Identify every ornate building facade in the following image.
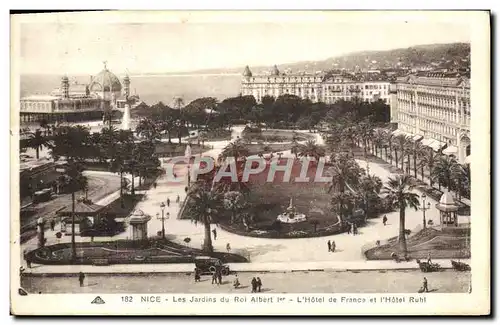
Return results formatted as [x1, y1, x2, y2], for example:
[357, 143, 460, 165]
[20, 63, 136, 124]
[240, 65, 391, 105]
[392, 72, 470, 164]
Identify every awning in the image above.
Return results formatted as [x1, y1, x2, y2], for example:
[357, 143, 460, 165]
[443, 145, 458, 156]
[412, 134, 423, 142]
[427, 140, 447, 152]
[464, 155, 471, 164]
[421, 138, 434, 147]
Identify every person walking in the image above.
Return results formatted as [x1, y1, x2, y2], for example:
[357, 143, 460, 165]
[212, 228, 217, 240]
[217, 269, 223, 285]
[422, 277, 429, 292]
[346, 223, 351, 235]
[256, 277, 262, 292]
[153, 182, 157, 189]
[233, 275, 240, 289]
[176, 195, 180, 204]
[383, 215, 388, 226]
[427, 252, 432, 264]
[331, 240, 336, 253]
[50, 219, 55, 231]
[212, 272, 218, 285]
[251, 277, 257, 293]
[166, 198, 171, 207]
[327, 240, 332, 252]
[226, 243, 231, 253]
[78, 272, 85, 287]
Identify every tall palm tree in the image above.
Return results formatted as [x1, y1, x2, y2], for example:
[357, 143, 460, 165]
[419, 148, 439, 186]
[298, 140, 326, 162]
[394, 134, 410, 170]
[26, 129, 48, 159]
[455, 163, 471, 200]
[330, 191, 358, 222]
[186, 186, 222, 253]
[373, 129, 386, 158]
[61, 162, 87, 262]
[432, 155, 460, 193]
[382, 175, 420, 253]
[411, 141, 427, 179]
[358, 173, 382, 218]
[383, 132, 394, 164]
[223, 191, 246, 224]
[328, 152, 362, 193]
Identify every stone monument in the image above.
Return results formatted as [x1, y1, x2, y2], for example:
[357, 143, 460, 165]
[128, 209, 151, 240]
[121, 104, 131, 130]
[277, 197, 307, 223]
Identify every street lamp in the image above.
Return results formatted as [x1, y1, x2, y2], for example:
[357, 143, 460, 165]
[420, 193, 431, 229]
[157, 202, 170, 239]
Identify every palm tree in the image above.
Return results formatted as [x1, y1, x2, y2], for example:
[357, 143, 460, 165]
[383, 132, 393, 164]
[394, 134, 410, 170]
[419, 148, 439, 186]
[223, 191, 246, 224]
[26, 129, 48, 159]
[455, 164, 470, 200]
[298, 140, 326, 162]
[328, 152, 362, 193]
[220, 140, 250, 162]
[186, 186, 222, 253]
[135, 118, 160, 143]
[373, 129, 386, 158]
[60, 162, 87, 262]
[432, 155, 460, 193]
[358, 173, 382, 218]
[382, 175, 420, 253]
[330, 191, 358, 222]
[411, 141, 427, 179]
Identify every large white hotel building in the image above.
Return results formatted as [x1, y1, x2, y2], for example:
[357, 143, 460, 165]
[391, 72, 470, 164]
[241, 65, 470, 164]
[241, 65, 392, 105]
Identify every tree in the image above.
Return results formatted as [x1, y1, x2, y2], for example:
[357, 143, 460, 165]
[298, 140, 326, 162]
[394, 134, 410, 170]
[411, 141, 427, 179]
[330, 191, 358, 221]
[220, 140, 249, 161]
[382, 175, 420, 254]
[135, 118, 161, 143]
[358, 173, 382, 218]
[186, 186, 222, 253]
[432, 155, 460, 192]
[223, 191, 246, 224]
[26, 129, 49, 160]
[419, 148, 439, 186]
[60, 162, 87, 262]
[49, 125, 91, 162]
[373, 129, 387, 158]
[328, 152, 362, 193]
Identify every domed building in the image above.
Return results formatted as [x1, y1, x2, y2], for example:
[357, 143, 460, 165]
[20, 62, 138, 124]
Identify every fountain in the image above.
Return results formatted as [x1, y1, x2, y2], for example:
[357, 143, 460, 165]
[121, 104, 131, 130]
[276, 197, 307, 224]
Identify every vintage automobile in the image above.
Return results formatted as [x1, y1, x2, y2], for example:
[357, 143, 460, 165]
[194, 256, 230, 275]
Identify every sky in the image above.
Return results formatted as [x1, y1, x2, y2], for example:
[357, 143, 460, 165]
[14, 12, 471, 75]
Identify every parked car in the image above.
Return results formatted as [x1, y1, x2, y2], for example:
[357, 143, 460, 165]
[194, 256, 230, 275]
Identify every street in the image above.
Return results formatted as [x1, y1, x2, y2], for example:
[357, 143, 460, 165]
[21, 270, 470, 294]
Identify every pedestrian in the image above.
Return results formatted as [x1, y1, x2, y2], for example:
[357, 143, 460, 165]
[167, 198, 171, 207]
[331, 240, 336, 253]
[422, 277, 429, 292]
[383, 215, 387, 226]
[327, 240, 332, 252]
[212, 228, 217, 240]
[78, 272, 85, 287]
[194, 268, 201, 282]
[50, 219, 55, 231]
[346, 223, 351, 235]
[217, 270, 223, 285]
[256, 277, 262, 292]
[233, 275, 240, 288]
[226, 243, 231, 253]
[176, 195, 180, 204]
[251, 277, 257, 293]
[153, 182, 157, 189]
[212, 272, 218, 285]
[427, 252, 432, 264]
[353, 224, 358, 235]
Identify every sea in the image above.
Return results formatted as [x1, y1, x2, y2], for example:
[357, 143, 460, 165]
[20, 73, 243, 106]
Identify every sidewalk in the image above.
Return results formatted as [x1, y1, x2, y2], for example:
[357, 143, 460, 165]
[22, 258, 469, 276]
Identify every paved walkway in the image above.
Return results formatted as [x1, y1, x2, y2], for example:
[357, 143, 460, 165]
[20, 126, 470, 274]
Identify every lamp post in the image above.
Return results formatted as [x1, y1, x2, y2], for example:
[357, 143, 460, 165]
[157, 202, 169, 239]
[420, 193, 431, 229]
